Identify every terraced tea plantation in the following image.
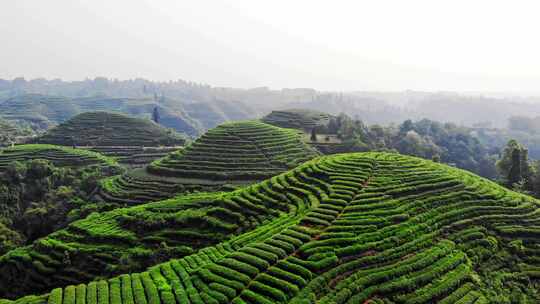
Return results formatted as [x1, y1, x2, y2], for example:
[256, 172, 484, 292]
[0, 144, 117, 170]
[37, 112, 185, 147]
[97, 120, 320, 204]
[262, 109, 331, 130]
[2, 153, 540, 303]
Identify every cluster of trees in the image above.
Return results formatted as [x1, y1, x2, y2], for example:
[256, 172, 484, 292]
[495, 139, 540, 197]
[314, 114, 498, 178]
[0, 160, 121, 255]
[319, 114, 540, 198]
[0, 119, 35, 147]
[320, 113, 540, 199]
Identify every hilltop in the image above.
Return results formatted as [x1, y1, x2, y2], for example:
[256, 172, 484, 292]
[98, 120, 320, 203]
[262, 109, 332, 131]
[1, 152, 539, 302]
[37, 112, 185, 147]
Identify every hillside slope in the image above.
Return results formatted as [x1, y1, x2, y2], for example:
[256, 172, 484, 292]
[37, 112, 185, 147]
[1, 152, 540, 302]
[98, 120, 320, 204]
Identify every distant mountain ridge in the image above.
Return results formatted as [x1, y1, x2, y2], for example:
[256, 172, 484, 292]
[0, 94, 258, 137]
[6, 77, 540, 130]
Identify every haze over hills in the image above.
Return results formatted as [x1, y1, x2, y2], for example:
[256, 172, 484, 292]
[5, 78, 540, 130]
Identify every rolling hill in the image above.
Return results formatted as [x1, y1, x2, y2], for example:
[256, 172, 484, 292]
[0, 144, 118, 170]
[97, 120, 320, 204]
[262, 109, 332, 131]
[1, 152, 540, 302]
[37, 112, 185, 147]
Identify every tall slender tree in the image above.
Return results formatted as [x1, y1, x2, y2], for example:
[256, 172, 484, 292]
[508, 148, 522, 186]
[310, 128, 317, 142]
[152, 107, 160, 124]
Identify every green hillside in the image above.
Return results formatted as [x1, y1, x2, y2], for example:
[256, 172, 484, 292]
[2, 153, 540, 302]
[37, 112, 185, 147]
[262, 109, 331, 130]
[97, 121, 320, 204]
[0, 144, 117, 170]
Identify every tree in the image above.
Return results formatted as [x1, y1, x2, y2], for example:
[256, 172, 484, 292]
[496, 140, 531, 186]
[529, 161, 540, 197]
[399, 119, 414, 134]
[152, 107, 160, 124]
[310, 128, 317, 142]
[520, 147, 532, 188]
[327, 117, 339, 134]
[496, 139, 534, 190]
[508, 148, 522, 186]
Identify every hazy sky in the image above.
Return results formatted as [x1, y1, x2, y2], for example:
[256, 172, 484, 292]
[2, 0, 540, 92]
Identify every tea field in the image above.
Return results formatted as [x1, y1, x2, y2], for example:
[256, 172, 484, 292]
[97, 120, 320, 204]
[1, 153, 539, 303]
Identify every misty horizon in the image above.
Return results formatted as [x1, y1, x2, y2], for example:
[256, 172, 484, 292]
[4, 1, 540, 92]
[6, 76, 540, 101]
